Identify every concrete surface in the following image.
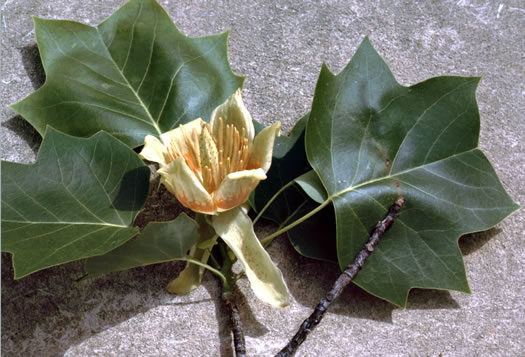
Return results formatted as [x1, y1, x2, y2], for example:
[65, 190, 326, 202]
[2, 0, 524, 356]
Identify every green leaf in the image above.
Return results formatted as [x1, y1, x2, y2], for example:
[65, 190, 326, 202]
[251, 115, 337, 263]
[1, 128, 150, 279]
[10, 0, 243, 148]
[304, 37, 519, 306]
[250, 114, 311, 223]
[84, 213, 199, 278]
[167, 214, 218, 295]
[286, 195, 337, 263]
[294, 170, 327, 204]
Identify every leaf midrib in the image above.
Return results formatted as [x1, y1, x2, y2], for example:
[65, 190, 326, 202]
[326, 147, 479, 202]
[2, 220, 129, 228]
[95, 27, 163, 137]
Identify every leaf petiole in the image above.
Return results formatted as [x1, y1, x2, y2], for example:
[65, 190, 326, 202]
[253, 179, 298, 225]
[260, 197, 332, 245]
[182, 256, 228, 285]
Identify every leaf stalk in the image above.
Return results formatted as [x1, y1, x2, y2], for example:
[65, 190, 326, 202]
[182, 257, 228, 285]
[253, 179, 298, 225]
[260, 198, 332, 245]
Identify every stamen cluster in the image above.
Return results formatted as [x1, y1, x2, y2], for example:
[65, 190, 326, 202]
[166, 118, 250, 194]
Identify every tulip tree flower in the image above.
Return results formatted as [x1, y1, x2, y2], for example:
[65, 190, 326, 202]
[139, 90, 289, 308]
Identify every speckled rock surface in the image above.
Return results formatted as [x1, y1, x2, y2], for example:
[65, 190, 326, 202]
[2, 0, 524, 356]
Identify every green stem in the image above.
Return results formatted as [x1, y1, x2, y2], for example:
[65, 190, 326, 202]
[253, 179, 297, 225]
[182, 257, 228, 285]
[260, 198, 332, 245]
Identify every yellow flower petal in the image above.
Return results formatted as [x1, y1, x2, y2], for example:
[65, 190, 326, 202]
[211, 207, 290, 308]
[214, 169, 266, 212]
[158, 158, 216, 214]
[248, 121, 281, 173]
[139, 135, 170, 165]
[140, 91, 281, 216]
[210, 89, 255, 143]
[160, 118, 204, 171]
[160, 118, 204, 147]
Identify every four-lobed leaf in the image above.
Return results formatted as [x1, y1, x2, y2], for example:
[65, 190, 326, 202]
[1, 128, 150, 278]
[10, 0, 243, 148]
[303, 37, 519, 306]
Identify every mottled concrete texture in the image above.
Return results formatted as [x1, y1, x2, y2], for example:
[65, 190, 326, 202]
[2, 0, 524, 356]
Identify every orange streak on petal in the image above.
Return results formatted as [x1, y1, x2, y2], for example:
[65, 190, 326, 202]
[215, 181, 259, 212]
[246, 160, 261, 170]
[176, 188, 216, 215]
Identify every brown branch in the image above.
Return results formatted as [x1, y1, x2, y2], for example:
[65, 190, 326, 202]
[222, 290, 247, 357]
[276, 197, 406, 357]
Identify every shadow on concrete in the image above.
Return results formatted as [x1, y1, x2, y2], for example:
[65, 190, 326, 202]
[459, 227, 500, 256]
[277, 234, 466, 324]
[203, 282, 270, 357]
[20, 43, 46, 89]
[1, 44, 45, 157]
[1, 252, 189, 356]
[405, 289, 460, 310]
[274, 238, 396, 324]
[1, 115, 42, 155]
[1, 179, 216, 355]
[0, 220, 501, 356]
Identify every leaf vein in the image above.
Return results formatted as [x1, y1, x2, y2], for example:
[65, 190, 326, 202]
[423, 108, 470, 164]
[121, 0, 143, 72]
[1, 199, 30, 221]
[2, 220, 126, 227]
[136, 5, 157, 94]
[388, 80, 473, 175]
[10, 180, 61, 222]
[95, 12, 162, 136]
[76, 147, 126, 225]
[156, 41, 221, 125]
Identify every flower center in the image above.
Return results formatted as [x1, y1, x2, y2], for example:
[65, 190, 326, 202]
[166, 118, 250, 193]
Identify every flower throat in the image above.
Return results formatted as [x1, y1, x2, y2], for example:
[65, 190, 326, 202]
[166, 118, 251, 193]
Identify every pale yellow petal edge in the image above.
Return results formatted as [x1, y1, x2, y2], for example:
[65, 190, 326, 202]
[214, 169, 266, 213]
[210, 89, 255, 143]
[139, 135, 169, 165]
[211, 207, 290, 308]
[158, 158, 216, 214]
[249, 121, 281, 173]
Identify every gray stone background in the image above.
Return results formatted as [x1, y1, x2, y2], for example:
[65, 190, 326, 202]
[2, 0, 524, 356]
